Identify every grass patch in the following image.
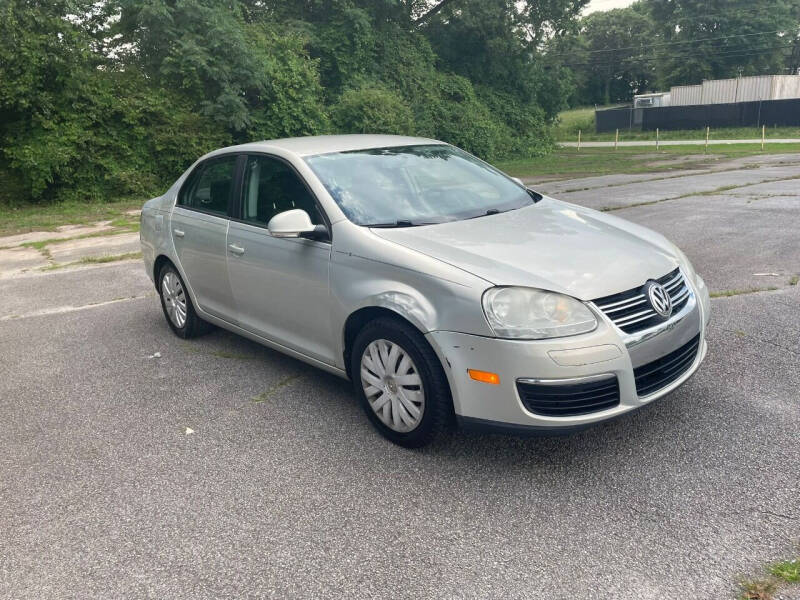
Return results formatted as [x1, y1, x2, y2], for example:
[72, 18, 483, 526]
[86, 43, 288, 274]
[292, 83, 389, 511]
[19, 225, 140, 251]
[496, 144, 800, 181]
[40, 251, 142, 271]
[553, 108, 800, 142]
[770, 559, 800, 584]
[789, 275, 799, 286]
[739, 577, 778, 600]
[710, 287, 778, 298]
[0, 198, 143, 237]
[252, 375, 302, 403]
[737, 555, 800, 600]
[553, 106, 599, 140]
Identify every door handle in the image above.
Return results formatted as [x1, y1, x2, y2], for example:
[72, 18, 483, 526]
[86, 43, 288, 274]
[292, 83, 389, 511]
[228, 244, 245, 256]
[173, 229, 185, 238]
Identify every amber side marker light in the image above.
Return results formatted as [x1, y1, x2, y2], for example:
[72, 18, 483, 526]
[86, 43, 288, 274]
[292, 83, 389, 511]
[468, 369, 500, 385]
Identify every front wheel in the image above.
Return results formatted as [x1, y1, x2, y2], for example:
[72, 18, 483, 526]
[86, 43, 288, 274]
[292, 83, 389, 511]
[351, 317, 452, 448]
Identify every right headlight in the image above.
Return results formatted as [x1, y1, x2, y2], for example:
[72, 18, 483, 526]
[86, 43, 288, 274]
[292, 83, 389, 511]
[482, 287, 598, 340]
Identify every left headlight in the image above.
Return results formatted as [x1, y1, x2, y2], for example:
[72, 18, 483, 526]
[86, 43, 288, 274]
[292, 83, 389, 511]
[482, 287, 598, 340]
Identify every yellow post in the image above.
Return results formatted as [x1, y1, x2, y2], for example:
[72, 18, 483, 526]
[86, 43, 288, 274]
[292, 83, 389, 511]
[761, 124, 765, 151]
[578, 129, 581, 151]
[656, 128, 659, 151]
[615, 128, 619, 150]
[705, 126, 709, 153]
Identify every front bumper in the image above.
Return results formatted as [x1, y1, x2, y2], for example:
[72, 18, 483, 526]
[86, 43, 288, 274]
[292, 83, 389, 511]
[426, 276, 710, 432]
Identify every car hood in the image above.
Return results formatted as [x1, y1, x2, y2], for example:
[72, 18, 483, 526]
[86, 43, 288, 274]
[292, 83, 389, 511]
[370, 198, 680, 301]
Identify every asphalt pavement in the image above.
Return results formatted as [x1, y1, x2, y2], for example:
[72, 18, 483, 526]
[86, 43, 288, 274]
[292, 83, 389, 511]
[1, 155, 798, 599]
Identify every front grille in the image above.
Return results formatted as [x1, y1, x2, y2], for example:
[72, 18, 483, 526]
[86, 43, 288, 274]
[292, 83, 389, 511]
[634, 333, 701, 397]
[517, 376, 620, 417]
[592, 268, 691, 334]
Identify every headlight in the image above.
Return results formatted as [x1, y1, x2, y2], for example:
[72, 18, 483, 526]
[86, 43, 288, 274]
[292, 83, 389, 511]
[482, 287, 597, 339]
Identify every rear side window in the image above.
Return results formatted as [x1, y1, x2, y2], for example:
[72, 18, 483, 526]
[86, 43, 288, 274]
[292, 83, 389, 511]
[178, 155, 238, 216]
[240, 155, 323, 226]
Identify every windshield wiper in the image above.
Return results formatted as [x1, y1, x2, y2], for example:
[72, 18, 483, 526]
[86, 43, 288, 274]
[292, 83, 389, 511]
[364, 220, 439, 228]
[465, 208, 506, 220]
[363, 220, 415, 228]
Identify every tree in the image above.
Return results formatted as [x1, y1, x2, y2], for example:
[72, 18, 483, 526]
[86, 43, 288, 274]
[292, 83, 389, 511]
[646, 0, 800, 86]
[553, 6, 657, 105]
[110, 0, 329, 138]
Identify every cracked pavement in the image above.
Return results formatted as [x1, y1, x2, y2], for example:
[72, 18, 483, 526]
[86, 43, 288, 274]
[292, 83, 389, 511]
[1, 153, 798, 599]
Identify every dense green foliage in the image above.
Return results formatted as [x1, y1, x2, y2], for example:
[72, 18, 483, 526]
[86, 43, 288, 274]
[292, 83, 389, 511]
[557, 0, 800, 105]
[8, 0, 796, 205]
[1, 0, 589, 205]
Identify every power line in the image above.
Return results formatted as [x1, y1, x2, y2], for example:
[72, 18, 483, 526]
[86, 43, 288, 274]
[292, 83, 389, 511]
[547, 28, 792, 57]
[553, 41, 797, 69]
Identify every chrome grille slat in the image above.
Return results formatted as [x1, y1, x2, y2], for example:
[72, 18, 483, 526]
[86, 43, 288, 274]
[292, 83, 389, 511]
[614, 307, 656, 326]
[672, 286, 690, 303]
[591, 268, 692, 334]
[602, 296, 648, 314]
[663, 272, 682, 289]
[596, 293, 646, 311]
[616, 309, 659, 328]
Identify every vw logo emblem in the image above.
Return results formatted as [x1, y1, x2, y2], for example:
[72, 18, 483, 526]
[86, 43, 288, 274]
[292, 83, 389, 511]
[644, 281, 673, 318]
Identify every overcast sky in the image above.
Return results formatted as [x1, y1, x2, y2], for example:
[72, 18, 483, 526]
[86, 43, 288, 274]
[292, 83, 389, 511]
[584, 0, 635, 14]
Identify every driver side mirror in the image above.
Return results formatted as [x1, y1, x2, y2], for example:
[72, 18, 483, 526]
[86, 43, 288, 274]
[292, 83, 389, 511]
[267, 209, 328, 240]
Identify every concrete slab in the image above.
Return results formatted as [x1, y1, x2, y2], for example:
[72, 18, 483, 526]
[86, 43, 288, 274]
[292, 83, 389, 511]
[556, 165, 800, 210]
[612, 193, 800, 293]
[0, 221, 116, 248]
[47, 232, 140, 264]
[530, 169, 709, 194]
[528, 153, 800, 200]
[724, 178, 800, 198]
[0, 246, 49, 278]
[0, 261, 153, 320]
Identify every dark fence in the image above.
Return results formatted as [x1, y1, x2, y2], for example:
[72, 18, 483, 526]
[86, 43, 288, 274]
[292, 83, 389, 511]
[596, 98, 800, 133]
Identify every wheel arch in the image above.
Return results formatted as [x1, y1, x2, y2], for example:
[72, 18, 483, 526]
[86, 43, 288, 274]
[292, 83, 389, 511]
[342, 306, 424, 380]
[153, 254, 174, 290]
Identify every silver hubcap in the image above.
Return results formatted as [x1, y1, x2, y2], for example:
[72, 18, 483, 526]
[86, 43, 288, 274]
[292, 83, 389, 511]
[360, 339, 425, 433]
[161, 271, 187, 329]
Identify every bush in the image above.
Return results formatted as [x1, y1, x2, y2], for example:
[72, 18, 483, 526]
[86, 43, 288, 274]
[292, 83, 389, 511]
[0, 1, 558, 206]
[331, 86, 415, 135]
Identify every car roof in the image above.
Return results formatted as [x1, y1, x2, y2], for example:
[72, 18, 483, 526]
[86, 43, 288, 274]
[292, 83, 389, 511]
[211, 134, 447, 158]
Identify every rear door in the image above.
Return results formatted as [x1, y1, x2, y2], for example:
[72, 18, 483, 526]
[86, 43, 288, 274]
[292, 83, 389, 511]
[170, 154, 239, 322]
[226, 154, 334, 364]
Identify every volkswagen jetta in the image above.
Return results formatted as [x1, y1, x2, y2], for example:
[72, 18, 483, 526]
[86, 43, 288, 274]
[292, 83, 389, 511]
[140, 135, 710, 447]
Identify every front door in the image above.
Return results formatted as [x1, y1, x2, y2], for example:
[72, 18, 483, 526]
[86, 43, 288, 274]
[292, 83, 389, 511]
[170, 154, 238, 322]
[226, 154, 334, 364]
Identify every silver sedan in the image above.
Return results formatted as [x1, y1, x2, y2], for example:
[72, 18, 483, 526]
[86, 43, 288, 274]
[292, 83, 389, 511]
[140, 135, 711, 447]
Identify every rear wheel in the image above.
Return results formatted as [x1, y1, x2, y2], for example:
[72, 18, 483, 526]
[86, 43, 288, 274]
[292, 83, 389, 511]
[351, 317, 451, 448]
[158, 263, 212, 338]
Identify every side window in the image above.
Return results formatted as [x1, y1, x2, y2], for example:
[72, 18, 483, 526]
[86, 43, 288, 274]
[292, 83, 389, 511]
[240, 155, 323, 227]
[178, 155, 238, 216]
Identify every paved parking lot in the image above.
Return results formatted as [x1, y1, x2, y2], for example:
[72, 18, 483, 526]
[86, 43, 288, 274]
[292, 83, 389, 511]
[1, 154, 798, 599]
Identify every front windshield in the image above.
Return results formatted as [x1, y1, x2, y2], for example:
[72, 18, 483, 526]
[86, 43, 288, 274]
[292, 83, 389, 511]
[304, 144, 532, 226]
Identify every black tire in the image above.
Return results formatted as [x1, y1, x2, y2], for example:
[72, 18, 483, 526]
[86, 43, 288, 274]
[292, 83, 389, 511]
[350, 317, 452, 448]
[157, 263, 213, 339]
